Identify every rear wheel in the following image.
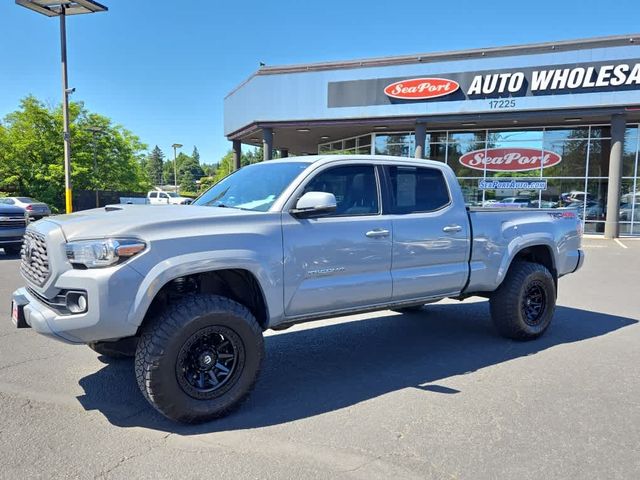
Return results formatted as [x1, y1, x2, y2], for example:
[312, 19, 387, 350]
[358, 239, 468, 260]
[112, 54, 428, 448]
[135, 294, 264, 423]
[489, 261, 556, 340]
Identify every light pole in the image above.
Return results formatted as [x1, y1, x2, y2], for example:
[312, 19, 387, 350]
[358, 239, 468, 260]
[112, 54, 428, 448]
[15, 0, 108, 214]
[87, 126, 103, 208]
[171, 143, 183, 194]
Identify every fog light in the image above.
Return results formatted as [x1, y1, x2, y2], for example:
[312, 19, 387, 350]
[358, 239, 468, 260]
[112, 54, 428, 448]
[66, 292, 88, 314]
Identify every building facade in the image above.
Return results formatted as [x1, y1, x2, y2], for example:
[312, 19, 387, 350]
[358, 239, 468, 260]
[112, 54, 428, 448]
[224, 35, 640, 237]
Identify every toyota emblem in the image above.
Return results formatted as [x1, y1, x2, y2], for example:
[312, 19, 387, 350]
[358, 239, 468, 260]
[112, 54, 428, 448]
[23, 238, 33, 263]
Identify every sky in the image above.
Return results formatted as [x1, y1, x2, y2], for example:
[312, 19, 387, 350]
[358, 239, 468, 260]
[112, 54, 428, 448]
[1, 0, 639, 164]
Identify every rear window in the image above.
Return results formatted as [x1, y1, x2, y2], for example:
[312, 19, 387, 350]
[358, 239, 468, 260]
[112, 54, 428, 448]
[386, 166, 450, 214]
[16, 197, 36, 203]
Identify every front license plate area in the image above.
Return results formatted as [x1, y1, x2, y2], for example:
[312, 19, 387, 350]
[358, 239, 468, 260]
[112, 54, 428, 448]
[11, 300, 28, 328]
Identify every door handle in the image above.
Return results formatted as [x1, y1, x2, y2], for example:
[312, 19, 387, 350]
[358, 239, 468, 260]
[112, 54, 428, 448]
[442, 225, 462, 233]
[365, 229, 390, 238]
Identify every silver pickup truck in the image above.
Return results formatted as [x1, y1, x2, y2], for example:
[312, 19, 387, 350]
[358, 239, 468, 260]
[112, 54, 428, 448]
[11, 155, 584, 423]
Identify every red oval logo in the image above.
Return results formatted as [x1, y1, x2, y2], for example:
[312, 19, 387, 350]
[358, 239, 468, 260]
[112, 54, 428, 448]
[459, 148, 562, 172]
[384, 77, 460, 100]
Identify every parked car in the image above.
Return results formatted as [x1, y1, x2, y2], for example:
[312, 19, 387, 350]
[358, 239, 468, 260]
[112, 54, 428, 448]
[620, 191, 640, 205]
[147, 190, 192, 205]
[530, 199, 558, 209]
[0, 197, 51, 220]
[0, 204, 29, 255]
[619, 204, 640, 221]
[489, 197, 531, 208]
[563, 200, 605, 221]
[12, 155, 584, 423]
[561, 191, 593, 204]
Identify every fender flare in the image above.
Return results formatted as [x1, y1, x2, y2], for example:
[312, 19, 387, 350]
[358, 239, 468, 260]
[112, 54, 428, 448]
[126, 250, 278, 328]
[494, 233, 558, 288]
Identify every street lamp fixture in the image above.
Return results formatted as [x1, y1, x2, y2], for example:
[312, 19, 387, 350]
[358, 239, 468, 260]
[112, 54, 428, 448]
[171, 143, 183, 194]
[15, 0, 108, 214]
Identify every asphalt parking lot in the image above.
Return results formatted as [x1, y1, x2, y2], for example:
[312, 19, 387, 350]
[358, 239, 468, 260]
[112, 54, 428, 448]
[1, 238, 639, 479]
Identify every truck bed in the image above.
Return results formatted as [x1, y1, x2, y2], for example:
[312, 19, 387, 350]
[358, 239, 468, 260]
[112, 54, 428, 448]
[464, 207, 583, 293]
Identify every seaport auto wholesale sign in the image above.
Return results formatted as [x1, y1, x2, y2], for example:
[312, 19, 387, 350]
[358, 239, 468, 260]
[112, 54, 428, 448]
[459, 147, 562, 172]
[327, 58, 640, 107]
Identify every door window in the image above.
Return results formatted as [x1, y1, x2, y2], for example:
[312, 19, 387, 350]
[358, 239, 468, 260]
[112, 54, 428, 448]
[303, 165, 379, 216]
[386, 166, 450, 214]
[149, 192, 158, 198]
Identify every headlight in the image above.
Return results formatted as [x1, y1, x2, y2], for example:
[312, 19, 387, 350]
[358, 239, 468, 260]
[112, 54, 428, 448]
[65, 238, 146, 268]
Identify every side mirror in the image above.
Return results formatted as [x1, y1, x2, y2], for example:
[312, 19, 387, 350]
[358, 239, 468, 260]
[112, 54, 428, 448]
[291, 191, 337, 218]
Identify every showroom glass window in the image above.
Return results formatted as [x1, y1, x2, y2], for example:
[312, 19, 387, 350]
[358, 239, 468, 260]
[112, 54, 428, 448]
[319, 124, 640, 235]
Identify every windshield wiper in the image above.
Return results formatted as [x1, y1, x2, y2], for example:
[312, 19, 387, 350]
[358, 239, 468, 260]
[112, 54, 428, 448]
[211, 203, 248, 210]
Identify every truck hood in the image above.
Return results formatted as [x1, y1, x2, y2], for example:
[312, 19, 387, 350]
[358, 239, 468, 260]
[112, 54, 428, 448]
[44, 204, 257, 240]
[0, 205, 27, 215]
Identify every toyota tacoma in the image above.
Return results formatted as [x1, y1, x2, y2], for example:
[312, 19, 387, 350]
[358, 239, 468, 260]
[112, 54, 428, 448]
[11, 155, 584, 423]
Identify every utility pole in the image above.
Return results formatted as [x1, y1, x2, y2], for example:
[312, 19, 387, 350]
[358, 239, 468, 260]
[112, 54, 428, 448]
[16, 0, 109, 213]
[171, 143, 183, 194]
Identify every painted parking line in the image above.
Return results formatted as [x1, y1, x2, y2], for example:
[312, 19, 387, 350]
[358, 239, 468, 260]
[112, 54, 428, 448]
[615, 239, 628, 249]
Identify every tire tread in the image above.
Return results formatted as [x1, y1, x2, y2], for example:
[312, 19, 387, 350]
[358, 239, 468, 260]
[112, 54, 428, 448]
[134, 294, 263, 423]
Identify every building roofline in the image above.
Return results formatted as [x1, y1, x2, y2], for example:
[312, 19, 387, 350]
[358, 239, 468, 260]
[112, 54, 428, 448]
[225, 34, 640, 99]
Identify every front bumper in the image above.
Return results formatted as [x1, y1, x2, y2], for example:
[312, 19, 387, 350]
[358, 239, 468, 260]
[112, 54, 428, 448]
[571, 248, 585, 273]
[0, 227, 25, 245]
[12, 263, 145, 344]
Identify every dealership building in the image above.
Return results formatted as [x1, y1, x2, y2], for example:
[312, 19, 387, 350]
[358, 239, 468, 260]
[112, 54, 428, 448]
[224, 34, 640, 237]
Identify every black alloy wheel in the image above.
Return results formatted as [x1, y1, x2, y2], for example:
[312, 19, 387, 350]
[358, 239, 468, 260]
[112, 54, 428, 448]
[521, 281, 547, 326]
[176, 326, 244, 399]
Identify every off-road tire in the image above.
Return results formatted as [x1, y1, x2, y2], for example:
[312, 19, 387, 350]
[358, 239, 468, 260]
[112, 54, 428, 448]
[88, 337, 138, 358]
[489, 261, 556, 340]
[3, 244, 22, 256]
[135, 294, 264, 423]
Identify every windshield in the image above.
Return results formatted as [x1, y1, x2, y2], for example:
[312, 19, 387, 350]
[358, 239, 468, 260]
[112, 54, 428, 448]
[194, 162, 309, 211]
[166, 192, 179, 198]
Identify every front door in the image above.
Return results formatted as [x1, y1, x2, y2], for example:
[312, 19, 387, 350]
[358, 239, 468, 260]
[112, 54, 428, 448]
[282, 164, 392, 317]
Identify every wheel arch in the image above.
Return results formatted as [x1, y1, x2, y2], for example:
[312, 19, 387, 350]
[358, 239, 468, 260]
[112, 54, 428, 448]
[497, 239, 558, 290]
[127, 253, 275, 333]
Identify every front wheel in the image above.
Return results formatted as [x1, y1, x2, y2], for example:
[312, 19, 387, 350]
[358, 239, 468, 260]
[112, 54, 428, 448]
[489, 261, 556, 340]
[135, 295, 264, 423]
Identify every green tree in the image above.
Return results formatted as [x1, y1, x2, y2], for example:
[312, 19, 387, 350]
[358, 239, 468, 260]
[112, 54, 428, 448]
[146, 145, 164, 186]
[207, 147, 267, 185]
[0, 96, 150, 211]
[192, 145, 200, 164]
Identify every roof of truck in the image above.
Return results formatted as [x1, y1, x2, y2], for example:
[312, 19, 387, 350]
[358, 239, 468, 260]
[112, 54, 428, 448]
[264, 154, 445, 168]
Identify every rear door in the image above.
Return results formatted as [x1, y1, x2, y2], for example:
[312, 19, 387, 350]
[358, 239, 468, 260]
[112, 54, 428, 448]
[383, 164, 470, 300]
[282, 163, 392, 317]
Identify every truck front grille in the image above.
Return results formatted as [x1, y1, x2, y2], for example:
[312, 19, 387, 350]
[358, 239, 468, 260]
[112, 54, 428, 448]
[20, 230, 50, 287]
[0, 216, 27, 228]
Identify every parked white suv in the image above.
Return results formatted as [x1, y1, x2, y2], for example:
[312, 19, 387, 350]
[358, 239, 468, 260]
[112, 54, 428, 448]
[146, 191, 192, 205]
